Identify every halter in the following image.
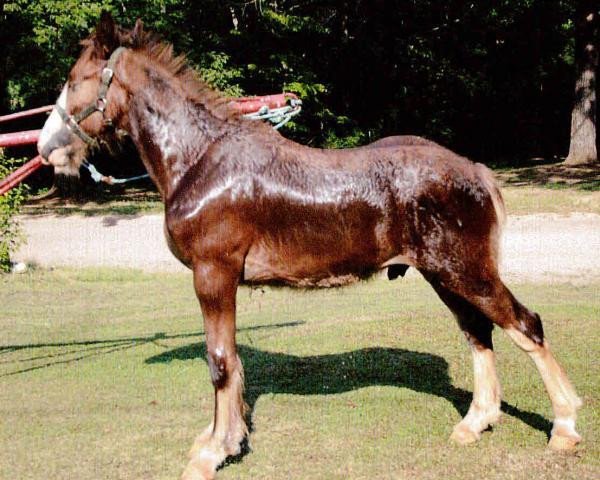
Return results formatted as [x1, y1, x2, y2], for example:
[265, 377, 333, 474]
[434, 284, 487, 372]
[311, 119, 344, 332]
[55, 46, 126, 150]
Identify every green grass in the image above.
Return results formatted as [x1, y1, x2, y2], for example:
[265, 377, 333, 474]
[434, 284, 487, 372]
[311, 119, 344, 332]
[1, 269, 598, 479]
[502, 186, 600, 215]
[495, 161, 600, 214]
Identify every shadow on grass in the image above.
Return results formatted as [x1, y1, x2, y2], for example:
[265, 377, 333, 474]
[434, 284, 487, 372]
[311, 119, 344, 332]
[496, 160, 600, 191]
[0, 321, 302, 376]
[146, 341, 552, 460]
[23, 172, 161, 217]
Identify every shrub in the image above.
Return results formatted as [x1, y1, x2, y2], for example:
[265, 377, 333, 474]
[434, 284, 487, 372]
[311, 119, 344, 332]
[0, 152, 27, 272]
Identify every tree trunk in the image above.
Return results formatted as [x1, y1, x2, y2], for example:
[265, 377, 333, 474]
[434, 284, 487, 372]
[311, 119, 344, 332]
[565, 1, 598, 165]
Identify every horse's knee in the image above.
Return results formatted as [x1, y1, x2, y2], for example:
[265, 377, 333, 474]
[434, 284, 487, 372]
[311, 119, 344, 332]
[207, 347, 243, 389]
[207, 348, 229, 389]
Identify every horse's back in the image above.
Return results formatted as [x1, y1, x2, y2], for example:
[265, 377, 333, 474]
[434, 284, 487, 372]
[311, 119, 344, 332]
[166, 130, 502, 286]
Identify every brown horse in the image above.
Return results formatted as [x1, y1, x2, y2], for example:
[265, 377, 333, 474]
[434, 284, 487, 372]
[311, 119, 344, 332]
[37, 14, 582, 480]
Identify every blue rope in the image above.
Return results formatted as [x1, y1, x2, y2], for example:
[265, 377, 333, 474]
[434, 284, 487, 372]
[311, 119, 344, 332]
[83, 99, 302, 184]
[243, 100, 302, 130]
[82, 160, 149, 185]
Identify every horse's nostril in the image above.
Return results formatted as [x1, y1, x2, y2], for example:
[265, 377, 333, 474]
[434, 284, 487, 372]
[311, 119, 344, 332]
[47, 147, 70, 168]
[40, 143, 54, 161]
[37, 142, 48, 160]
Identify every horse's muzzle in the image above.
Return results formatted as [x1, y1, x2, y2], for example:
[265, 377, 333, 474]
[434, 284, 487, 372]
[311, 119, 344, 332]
[38, 126, 72, 161]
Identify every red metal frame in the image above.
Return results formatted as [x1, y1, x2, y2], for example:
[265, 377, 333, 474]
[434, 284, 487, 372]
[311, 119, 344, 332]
[0, 156, 43, 196]
[0, 94, 298, 124]
[230, 93, 299, 114]
[0, 105, 53, 124]
[0, 130, 41, 148]
[0, 106, 45, 195]
[0, 93, 299, 195]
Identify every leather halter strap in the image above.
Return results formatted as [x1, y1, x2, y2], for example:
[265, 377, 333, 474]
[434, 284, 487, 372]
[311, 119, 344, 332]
[55, 46, 126, 150]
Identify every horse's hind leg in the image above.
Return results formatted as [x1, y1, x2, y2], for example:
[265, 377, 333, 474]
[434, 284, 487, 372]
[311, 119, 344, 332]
[429, 282, 502, 443]
[427, 271, 582, 449]
[182, 260, 248, 480]
[502, 300, 583, 450]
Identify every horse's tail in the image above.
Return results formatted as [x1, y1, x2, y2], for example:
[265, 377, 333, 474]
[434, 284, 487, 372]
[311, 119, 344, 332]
[477, 163, 506, 264]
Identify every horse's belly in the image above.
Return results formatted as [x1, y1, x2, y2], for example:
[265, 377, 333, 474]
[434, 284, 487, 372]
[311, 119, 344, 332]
[242, 242, 371, 288]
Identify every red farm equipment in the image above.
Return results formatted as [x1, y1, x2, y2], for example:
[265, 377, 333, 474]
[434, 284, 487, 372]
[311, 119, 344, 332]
[0, 93, 300, 195]
[0, 105, 52, 195]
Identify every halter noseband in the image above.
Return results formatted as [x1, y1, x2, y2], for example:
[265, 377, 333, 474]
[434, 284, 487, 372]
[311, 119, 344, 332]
[55, 46, 126, 150]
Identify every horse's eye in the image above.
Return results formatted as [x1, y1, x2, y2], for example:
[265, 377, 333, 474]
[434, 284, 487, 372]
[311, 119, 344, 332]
[69, 82, 79, 92]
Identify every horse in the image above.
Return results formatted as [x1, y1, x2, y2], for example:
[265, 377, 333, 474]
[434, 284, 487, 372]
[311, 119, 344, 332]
[36, 13, 582, 480]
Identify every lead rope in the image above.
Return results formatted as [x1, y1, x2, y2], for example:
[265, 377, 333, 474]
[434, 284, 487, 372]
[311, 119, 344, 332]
[82, 159, 150, 185]
[243, 99, 302, 130]
[82, 98, 302, 185]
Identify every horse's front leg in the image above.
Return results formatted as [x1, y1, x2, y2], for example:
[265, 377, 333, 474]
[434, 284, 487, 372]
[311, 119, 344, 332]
[182, 260, 248, 480]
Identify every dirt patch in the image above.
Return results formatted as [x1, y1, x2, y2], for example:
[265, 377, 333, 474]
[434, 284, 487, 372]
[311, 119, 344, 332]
[13, 212, 600, 284]
[499, 213, 600, 283]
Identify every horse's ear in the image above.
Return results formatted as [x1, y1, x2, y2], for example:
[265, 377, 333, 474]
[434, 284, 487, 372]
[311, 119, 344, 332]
[131, 18, 144, 45]
[95, 11, 118, 54]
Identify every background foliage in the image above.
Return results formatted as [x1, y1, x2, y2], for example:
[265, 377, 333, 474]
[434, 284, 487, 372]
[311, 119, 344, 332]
[0, 0, 583, 161]
[0, 152, 27, 271]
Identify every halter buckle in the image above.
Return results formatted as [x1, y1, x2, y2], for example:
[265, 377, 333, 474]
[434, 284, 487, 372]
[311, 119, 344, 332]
[101, 67, 114, 84]
[96, 97, 107, 112]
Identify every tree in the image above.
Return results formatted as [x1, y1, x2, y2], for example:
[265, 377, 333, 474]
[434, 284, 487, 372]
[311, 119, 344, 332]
[0, 1, 588, 164]
[565, 0, 598, 165]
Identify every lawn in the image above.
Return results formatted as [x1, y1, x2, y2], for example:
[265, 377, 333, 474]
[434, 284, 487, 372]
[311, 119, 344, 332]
[1, 269, 598, 479]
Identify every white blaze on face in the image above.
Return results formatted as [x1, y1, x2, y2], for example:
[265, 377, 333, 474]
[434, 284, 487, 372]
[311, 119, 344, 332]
[37, 83, 68, 157]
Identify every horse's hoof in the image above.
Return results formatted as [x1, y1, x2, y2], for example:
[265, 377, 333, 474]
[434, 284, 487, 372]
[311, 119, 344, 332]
[548, 433, 581, 451]
[224, 425, 248, 457]
[188, 435, 210, 458]
[188, 426, 245, 460]
[183, 446, 226, 480]
[450, 424, 480, 445]
[181, 459, 215, 480]
[188, 426, 214, 458]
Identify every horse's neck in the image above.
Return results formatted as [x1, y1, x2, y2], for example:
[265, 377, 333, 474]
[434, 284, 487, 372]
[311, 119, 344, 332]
[121, 60, 227, 199]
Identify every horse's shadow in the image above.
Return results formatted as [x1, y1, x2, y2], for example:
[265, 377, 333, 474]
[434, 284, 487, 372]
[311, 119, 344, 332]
[146, 341, 552, 458]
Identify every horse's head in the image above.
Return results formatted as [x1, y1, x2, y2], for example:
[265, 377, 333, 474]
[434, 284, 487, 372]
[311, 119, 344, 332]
[37, 13, 143, 176]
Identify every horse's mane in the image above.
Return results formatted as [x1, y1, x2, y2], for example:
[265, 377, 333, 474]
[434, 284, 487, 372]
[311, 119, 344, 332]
[83, 24, 241, 122]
